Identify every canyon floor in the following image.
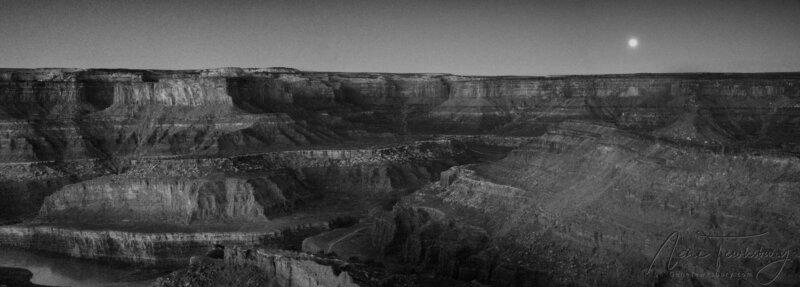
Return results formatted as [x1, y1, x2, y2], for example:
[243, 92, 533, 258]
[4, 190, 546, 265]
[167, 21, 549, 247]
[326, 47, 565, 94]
[1, 68, 799, 286]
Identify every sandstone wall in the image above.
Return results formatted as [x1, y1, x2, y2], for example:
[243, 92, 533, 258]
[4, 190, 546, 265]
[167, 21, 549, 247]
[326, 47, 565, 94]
[37, 177, 283, 224]
[225, 247, 362, 287]
[0, 226, 281, 264]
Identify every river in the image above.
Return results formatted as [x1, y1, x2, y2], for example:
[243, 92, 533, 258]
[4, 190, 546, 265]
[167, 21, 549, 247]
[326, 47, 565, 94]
[0, 247, 174, 286]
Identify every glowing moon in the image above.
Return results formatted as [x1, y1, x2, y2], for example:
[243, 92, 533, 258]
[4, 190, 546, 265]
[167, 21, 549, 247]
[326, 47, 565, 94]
[628, 38, 639, 48]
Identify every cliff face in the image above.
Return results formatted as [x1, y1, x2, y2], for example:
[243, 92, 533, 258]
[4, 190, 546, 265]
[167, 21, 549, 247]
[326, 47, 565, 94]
[3, 69, 799, 165]
[38, 176, 282, 224]
[2, 68, 800, 286]
[224, 248, 362, 287]
[0, 222, 329, 264]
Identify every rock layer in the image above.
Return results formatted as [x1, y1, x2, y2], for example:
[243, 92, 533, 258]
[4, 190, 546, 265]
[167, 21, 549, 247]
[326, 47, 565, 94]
[3, 69, 800, 165]
[0, 221, 330, 265]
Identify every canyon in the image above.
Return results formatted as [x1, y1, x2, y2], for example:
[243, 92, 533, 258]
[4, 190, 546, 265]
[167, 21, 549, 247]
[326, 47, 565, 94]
[1, 67, 799, 286]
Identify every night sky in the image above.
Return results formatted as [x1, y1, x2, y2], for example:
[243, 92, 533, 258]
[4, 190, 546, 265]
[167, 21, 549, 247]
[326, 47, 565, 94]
[1, 0, 799, 75]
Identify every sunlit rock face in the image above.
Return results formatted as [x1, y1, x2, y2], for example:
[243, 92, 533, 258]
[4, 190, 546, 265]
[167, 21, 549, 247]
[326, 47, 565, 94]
[1, 68, 800, 286]
[38, 176, 289, 224]
[222, 247, 362, 287]
[110, 78, 231, 107]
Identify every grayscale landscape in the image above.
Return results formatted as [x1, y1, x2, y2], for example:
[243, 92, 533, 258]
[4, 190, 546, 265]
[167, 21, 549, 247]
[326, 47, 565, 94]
[1, 1, 799, 286]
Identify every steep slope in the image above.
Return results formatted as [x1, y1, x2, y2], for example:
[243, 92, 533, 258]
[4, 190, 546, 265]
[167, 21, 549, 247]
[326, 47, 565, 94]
[367, 121, 800, 286]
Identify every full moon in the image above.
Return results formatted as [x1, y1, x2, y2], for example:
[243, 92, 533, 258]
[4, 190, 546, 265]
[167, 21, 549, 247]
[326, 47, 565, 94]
[628, 38, 639, 48]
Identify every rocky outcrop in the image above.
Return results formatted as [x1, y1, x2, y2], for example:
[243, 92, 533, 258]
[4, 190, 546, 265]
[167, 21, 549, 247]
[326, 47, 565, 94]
[366, 204, 545, 286]
[225, 247, 362, 287]
[110, 78, 231, 107]
[37, 176, 299, 224]
[152, 256, 271, 287]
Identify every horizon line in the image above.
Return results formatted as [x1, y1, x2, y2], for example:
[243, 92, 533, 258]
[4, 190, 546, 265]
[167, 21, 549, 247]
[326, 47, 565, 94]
[2, 66, 800, 78]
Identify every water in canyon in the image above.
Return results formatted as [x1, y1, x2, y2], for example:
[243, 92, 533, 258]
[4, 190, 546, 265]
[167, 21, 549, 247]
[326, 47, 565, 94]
[0, 247, 173, 287]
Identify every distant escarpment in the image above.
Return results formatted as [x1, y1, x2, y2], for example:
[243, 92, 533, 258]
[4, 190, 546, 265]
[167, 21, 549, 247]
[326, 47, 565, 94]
[2, 68, 800, 286]
[2, 69, 799, 165]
